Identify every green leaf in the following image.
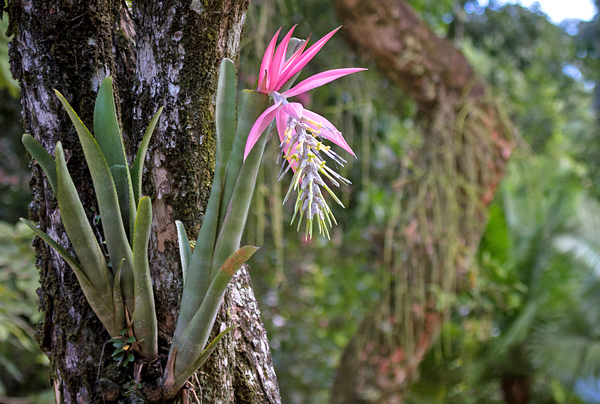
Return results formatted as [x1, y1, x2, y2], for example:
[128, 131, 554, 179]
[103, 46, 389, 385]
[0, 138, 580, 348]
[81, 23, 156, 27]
[126, 336, 136, 343]
[172, 246, 257, 382]
[110, 165, 137, 243]
[212, 91, 269, 278]
[131, 196, 158, 357]
[219, 90, 269, 227]
[218, 245, 259, 276]
[173, 201, 218, 345]
[94, 77, 128, 169]
[55, 90, 135, 313]
[131, 108, 163, 205]
[127, 352, 134, 363]
[94, 78, 137, 241]
[20, 218, 80, 274]
[216, 58, 237, 185]
[175, 220, 192, 285]
[21, 134, 57, 195]
[113, 259, 126, 334]
[54, 143, 114, 304]
[495, 302, 538, 353]
[173, 326, 236, 389]
[0, 354, 23, 383]
[20, 217, 120, 337]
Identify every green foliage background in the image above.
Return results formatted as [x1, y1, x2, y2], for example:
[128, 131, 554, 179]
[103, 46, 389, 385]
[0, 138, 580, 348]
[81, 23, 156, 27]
[2, 1, 600, 403]
[239, 1, 600, 403]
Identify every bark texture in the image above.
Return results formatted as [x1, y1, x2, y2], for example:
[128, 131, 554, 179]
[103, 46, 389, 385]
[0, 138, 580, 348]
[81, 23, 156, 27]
[7, 0, 280, 402]
[330, 0, 515, 402]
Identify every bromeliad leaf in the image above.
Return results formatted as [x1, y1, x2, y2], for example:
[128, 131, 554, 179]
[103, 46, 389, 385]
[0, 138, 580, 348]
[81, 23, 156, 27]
[216, 58, 237, 186]
[175, 220, 192, 285]
[54, 142, 114, 302]
[94, 77, 138, 242]
[172, 154, 222, 343]
[20, 218, 81, 277]
[173, 61, 241, 344]
[131, 196, 158, 357]
[21, 134, 58, 195]
[110, 165, 136, 242]
[113, 258, 126, 335]
[20, 217, 120, 337]
[173, 326, 236, 389]
[219, 245, 259, 276]
[219, 90, 269, 227]
[95, 78, 137, 239]
[94, 77, 128, 168]
[55, 90, 135, 313]
[174, 90, 268, 346]
[172, 246, 258, 384]
[213, 91, 269, 278]
[131, 108, 163, 205]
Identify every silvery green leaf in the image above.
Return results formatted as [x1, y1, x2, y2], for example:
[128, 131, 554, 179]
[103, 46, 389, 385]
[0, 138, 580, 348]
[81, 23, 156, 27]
[54, 143, 113, 302]
[219, 90, 269, 227]
[20, 218, 119, 337]
[131, 196, 158, 357]
[131, 108, 163, 205]
[175, 220, 192, 285]
[171, 246, 258, 384]
[94, 77, 128, 169]
[216, 58, 237, 185]
[21, 134, 57, 195]
[55, 90, 135, 313]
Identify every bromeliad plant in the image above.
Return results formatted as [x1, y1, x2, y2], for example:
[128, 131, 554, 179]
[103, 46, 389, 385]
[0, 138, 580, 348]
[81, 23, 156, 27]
[22, 26, 363, 399]
[22, 78, 160, 358]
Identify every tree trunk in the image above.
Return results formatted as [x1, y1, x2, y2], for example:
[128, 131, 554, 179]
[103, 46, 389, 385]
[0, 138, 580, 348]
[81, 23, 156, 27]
[501, 375, 531, 404]
[6, 0, 280, 402]
[330, 0, 514, 402]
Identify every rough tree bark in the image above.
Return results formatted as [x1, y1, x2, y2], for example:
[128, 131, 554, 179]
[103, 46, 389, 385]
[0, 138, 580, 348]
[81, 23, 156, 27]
[330, 0, 514, 403]
[6, 0, 280, 402]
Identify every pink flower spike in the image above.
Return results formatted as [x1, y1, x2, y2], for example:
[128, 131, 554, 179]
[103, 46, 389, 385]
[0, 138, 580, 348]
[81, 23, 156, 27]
[258, 27, 282, 92]
[252, 26, 367, 237]
[302, 109, 356, 157]
[275, 27, 342, 90]
[266, 25, 297, 93]
[283, 68, 367, 98]
[244, 100, 282, 160]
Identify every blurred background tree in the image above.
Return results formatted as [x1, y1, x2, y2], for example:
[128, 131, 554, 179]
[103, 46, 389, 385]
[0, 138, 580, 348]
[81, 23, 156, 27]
[0, 14, 28, 224]
[239, 1, 600, 404]
[2, 0, 600, 403]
